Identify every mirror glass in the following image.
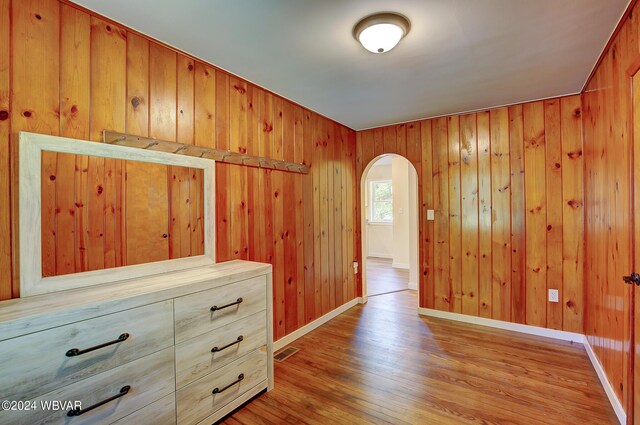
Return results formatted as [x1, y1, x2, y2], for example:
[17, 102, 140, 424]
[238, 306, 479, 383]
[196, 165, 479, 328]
[40, 151, 205, 277]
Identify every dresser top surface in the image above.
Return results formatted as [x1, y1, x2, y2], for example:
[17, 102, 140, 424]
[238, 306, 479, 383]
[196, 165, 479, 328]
[0, 260, 271, 340]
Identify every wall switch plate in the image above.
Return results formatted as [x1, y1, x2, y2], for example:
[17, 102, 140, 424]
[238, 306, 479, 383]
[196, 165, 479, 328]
[548, 289, 559, 303]
[427, 209, 435, 221]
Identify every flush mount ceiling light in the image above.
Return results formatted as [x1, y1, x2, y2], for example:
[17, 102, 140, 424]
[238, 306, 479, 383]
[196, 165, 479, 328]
[353, 12, 411, 54]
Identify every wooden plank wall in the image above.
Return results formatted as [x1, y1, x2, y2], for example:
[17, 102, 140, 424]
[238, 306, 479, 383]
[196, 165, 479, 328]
[0, 0, 358, 342]
[582, 0, 638, 411]
[355, 96, 584, 333]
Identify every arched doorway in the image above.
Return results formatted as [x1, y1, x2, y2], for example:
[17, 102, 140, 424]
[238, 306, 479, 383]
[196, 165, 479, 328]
[360, 154, 419, 303]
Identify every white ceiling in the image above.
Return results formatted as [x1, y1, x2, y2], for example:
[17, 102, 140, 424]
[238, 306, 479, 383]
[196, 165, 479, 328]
[72, 0, 628, 130]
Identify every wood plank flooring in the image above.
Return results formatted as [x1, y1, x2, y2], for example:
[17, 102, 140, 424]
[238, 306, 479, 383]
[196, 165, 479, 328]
[221, 290, 616, 424]
[366, 257, 409, 296]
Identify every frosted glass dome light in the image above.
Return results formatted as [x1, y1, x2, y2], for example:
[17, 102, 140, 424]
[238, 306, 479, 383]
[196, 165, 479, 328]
[353, 13, 410, 54]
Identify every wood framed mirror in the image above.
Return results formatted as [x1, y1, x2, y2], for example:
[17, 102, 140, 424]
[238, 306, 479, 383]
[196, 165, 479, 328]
[19, 131, 215, 297]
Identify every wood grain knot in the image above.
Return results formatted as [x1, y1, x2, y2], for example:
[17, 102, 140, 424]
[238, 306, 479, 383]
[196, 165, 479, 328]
[233, 84, 246, 94]
[106, 25, 111, 32]
[567, 199, 583, 209]
[0, 110, 8, 121]
[555, 162, 561, 169]
[274, 190, 279, 198]
[96, 185, 103, 195]
[573, 108, 581, 117]
[131, 97, 141, 109]
[263, 122, 273, 133]
[547, 225, 552, 231]
[568, 150, 582, 159]
[35, 13, 41, 20]
[566, 299, 575, 308]
[23, 110, 32, 118]
[162, 233, 168, 238]
[187, 63, 194, 71]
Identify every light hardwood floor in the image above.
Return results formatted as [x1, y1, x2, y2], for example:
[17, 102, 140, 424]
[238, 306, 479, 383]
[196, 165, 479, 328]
[366, 257, 410, 296]
[221, 290, 616, 424]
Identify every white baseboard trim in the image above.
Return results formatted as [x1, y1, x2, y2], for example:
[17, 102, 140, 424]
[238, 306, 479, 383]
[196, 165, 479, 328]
[392, 262, 410, 270]
[274, 297, 361, 352]
[408, 281, 418, 290]
[417, 308, 584, 343]
[367, 253, 393, 260]
[583, 337, 625, 424]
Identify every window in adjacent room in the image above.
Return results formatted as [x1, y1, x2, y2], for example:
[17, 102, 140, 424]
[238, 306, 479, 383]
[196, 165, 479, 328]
[369, 180, 393, 223]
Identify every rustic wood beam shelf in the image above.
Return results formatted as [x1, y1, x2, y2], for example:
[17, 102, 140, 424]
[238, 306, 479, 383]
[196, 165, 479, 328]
[103, 131, 309, 174]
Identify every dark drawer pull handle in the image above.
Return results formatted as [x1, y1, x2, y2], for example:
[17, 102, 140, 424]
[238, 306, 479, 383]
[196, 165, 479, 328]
[210, 297, 243, 312]
[212, 374, 244, 394]
[66, 333, 130, 357]
[67, 385, 130, 417]
[211, 335, 244, 353]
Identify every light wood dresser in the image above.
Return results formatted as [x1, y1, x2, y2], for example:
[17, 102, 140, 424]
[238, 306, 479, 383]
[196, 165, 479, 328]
[0, 260, 273, 425]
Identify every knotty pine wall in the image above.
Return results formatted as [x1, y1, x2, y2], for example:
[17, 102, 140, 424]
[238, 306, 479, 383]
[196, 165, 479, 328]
[356, 96, 584, 333]
[0, 0, 358, 342]
[582, 0, 639, 410]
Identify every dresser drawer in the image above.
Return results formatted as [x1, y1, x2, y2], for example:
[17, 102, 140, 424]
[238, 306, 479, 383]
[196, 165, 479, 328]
[174, 276, 266, 343]
[176, 348, 268, 425]
[0, 347, 175, 425]
[112, 393, 176, 425]
[0, 300, 174, 401]
[175, 310, 266, 389]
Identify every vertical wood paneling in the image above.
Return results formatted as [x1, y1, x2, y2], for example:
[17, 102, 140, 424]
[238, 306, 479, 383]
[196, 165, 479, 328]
[326, 121, 335, 311]
[523, 102, 546, 327]
[293, 105, 306, 327]
[272, 96, 286, 339]
[12, 0, 59, 281]
[282, 101, 298, 333]
[312, 113, 322, 317]
[303, 109, 315, 323]
[420, 121, 434, 309]
[477, 112, 492, 318]
[509, 105, 525, 324]
[433, 118, 450, 310]
[59, 5, 89, 276]
[333, 123, 344, 308]
[229, 77, 248, 260]
[246, 85, 259, 261]
[460, 114, 479, 316]
[0, 0, 10, 299]
[490, 108, 511, 322]
[89, 17, 125, 271]
[170, 54, 195, 259]
[544, 99, 563, 330]
[561, 97, 583, 333]
[447, 116, 462, 313]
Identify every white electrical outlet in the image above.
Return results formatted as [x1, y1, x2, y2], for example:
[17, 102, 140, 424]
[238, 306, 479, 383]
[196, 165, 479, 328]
[548, 289, 559, 303]
[427, 209, 435, 221]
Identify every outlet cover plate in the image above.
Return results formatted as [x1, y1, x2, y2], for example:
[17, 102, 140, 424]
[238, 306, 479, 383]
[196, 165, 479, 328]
[548, 289, 559, 303]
